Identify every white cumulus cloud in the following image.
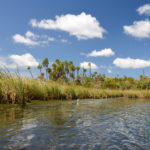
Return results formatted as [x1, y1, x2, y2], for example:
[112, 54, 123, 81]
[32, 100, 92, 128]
[113, 57, 150, 69]
[87, 48, 115, 57]
[0, 53, 39, 69]
[80, 62, 98, 70]
[13, 31, 55, 46]
[30, 12, 106, 40]
[10, 53, 39, 67]
[123, 19, 150, 38]
[13, 34, 39, 46]
[137, 4, 150, 16]
[13, 31, 39, 46]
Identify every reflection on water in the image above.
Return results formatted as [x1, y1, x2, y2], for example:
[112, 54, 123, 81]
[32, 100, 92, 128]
[0, 99, 150, 150]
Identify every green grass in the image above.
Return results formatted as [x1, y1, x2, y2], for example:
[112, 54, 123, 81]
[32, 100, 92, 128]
[0, 71, 150, 104]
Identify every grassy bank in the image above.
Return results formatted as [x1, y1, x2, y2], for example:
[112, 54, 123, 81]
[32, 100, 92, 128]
[0, 71, 150, 104]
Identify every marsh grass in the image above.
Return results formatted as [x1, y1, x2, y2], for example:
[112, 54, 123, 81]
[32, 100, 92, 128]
[0, 71, 150, 104]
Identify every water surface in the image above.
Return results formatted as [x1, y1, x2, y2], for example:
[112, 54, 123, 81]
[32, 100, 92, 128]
[0, 98, 150, 150]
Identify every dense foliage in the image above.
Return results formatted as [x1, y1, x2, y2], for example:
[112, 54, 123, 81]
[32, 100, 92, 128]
[27, 58, 150, 90]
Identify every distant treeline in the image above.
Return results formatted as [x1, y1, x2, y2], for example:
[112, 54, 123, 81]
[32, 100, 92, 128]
[27, 58, 150, 90]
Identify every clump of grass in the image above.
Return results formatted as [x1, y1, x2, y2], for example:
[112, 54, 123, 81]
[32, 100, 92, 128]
[24, 79, 45, 100]
[99, 90, 108, 98]
[142, 90, 150, 99]
[50, 85, 62, 99]
[107, 90, 124, 98]
[63, 87, 76, 100]
[123, 90, 139, 98]
[0, 71, 25, 104]
[89, 90, 99, 99]
[75, 88, 91, 99]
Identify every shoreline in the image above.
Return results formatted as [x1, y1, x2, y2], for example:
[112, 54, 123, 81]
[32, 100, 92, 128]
[1, 77, 150, 104]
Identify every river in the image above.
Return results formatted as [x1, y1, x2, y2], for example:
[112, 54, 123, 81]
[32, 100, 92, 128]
[0, 98, 150, 150]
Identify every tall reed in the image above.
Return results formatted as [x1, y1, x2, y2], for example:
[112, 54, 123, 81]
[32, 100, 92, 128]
[0, 71, 150, 104]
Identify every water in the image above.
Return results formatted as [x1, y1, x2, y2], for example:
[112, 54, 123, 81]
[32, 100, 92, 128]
[0, 98, 150, 150]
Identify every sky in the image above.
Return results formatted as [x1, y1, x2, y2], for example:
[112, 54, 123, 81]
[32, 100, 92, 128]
[1, 0, 150, 78]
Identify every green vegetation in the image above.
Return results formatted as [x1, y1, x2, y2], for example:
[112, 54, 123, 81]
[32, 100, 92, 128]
[0, 58, 150, 104]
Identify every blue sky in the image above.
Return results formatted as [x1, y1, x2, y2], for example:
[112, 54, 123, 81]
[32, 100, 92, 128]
[1, 0, 150, 77]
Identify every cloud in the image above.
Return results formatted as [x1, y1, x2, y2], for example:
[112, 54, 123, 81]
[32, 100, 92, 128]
[60, 39, 71, 44]
[13, 34, 39, 46]
[13, 31, 55, 46]
[100, 65, 107, 68]
[10, 53, 39, 67]
[107, 69, 112, 73]
[48, 37, 55, 41]
[123, 19, 150, 38]
[0, 53, 39, 69]
[87, 48, 115, 57]
[0, 56, 16, 69]
[61, 39, 68, 43]
[30, 12, 106, 40]
[113, 57, 150, 69]
[80, 62, 98, 70]
[0, 48, 2, 51]
[137, 4, 150, 16]
[25, 31, 39, 40]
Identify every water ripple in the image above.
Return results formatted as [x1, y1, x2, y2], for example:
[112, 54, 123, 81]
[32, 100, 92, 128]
[0, 99, 150, 150]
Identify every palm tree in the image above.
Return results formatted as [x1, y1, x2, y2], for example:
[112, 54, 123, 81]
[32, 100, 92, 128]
[88, 62, 91, 78]
[56, 63, 63, 78]
[93, 72, 97, 80]
[69, 61, 73, 66]
[37, 64, 42, 74]
[63, 61, 69, 77]
[42, 58, 49, 79]
[46, 68, 52, 79]
[94, 71, 97, 76]
[76, 66, 80, 77]
[47, 68, 52, 74]
[71, 65, 76, 76]
[27, 66, 33, 78]
[69, 72, 74, 81]
[55, 59, 61, 65]
[52, 63, 56, 71]
[83, 68, 87, 77]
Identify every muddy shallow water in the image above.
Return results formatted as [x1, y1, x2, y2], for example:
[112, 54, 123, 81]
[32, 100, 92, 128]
[0, 98, 150, 150]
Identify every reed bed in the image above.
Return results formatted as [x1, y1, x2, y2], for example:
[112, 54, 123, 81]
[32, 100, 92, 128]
[0, 71, 150, 104]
